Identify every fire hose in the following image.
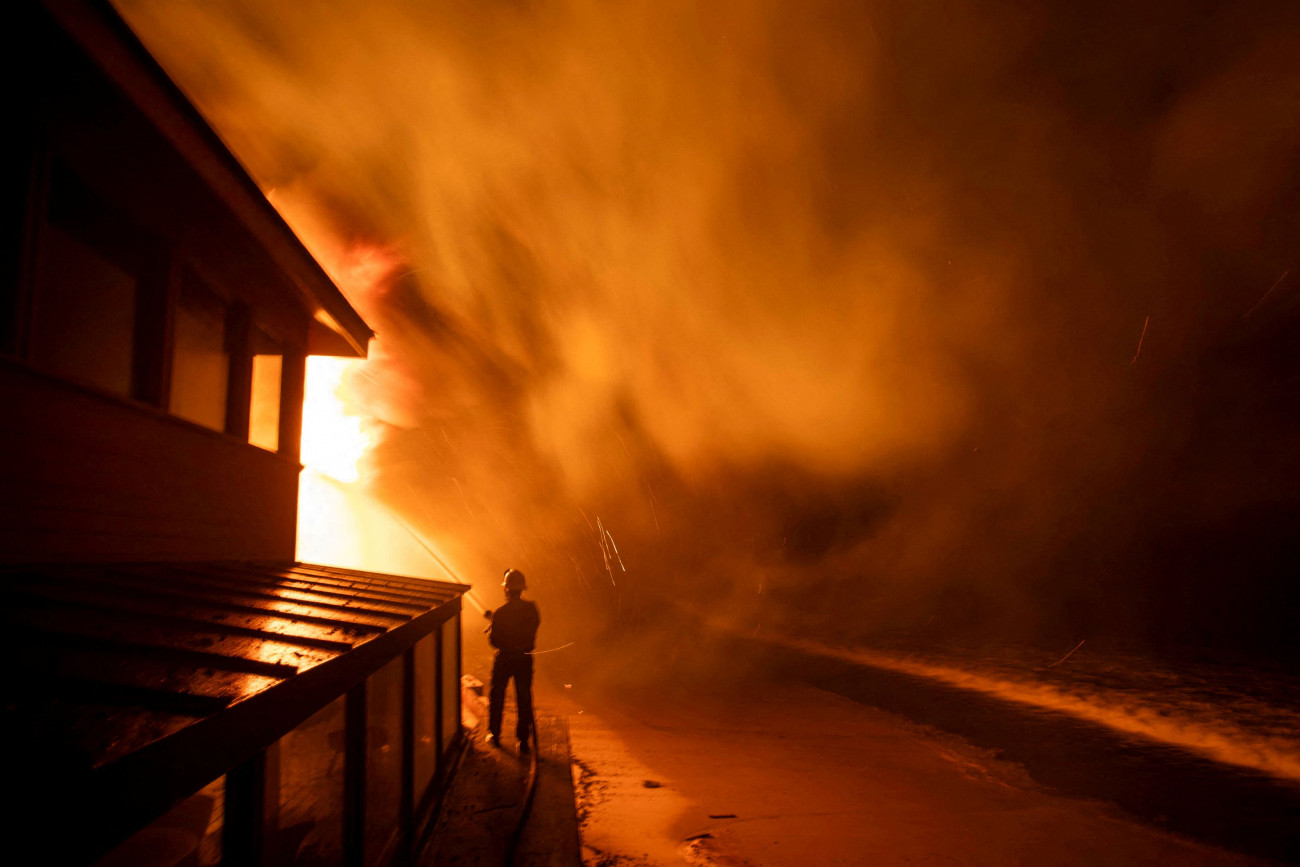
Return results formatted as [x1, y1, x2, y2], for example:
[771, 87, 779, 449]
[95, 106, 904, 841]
[504, 722, 540, 865]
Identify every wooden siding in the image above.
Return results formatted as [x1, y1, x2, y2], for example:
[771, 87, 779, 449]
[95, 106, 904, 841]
[0, 360, 300, 562]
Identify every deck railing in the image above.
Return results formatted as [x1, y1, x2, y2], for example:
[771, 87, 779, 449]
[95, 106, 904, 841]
[3, 561, 468, 866]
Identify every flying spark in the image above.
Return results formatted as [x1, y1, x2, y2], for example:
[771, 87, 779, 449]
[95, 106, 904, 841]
[1045, 639, 1086, 669]
[1243, 269, 1291, 318]
[595, 516, 627, 586]
[644, 481, 660, 534]
[1129, 315, 1150, 365]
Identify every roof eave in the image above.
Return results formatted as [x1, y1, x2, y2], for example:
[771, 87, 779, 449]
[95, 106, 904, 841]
[42, 0, 375, 357]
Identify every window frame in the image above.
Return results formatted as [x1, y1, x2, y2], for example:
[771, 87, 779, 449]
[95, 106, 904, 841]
[7, 138, 304, 461]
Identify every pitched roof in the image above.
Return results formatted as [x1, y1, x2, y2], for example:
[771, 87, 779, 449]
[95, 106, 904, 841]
[41, 0, 374, 356]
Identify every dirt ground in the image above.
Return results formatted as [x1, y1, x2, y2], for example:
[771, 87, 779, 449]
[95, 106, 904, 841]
[554, 678, 1264, 867]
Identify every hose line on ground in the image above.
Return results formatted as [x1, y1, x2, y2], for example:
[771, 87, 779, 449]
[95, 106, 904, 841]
[504, 717, 540, 865]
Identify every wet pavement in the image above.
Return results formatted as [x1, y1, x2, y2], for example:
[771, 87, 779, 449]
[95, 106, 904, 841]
[421, 689, 580, 867]
[562, 676, 1268, 867]
[763, 641, 1300, 864]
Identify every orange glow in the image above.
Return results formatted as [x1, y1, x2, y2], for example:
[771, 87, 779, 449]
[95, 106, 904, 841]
[301, 357, 368, 484]
[296, 355, 474, 593]
[782, 638, 1300, 784]
[115, 0, 1300, 710]
[110, 0, 971, 493]
[297, 468, 428, 576]
[248, 353, 282, 452]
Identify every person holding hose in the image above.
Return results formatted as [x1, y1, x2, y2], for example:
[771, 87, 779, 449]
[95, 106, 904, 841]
[485, 568, 541, 752]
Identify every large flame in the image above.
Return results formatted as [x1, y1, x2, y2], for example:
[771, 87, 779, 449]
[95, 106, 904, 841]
[296, 354, 467, 586]
[300, 357, 368, 485]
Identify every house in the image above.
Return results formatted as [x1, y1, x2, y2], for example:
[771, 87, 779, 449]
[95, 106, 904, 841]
[1, 1, 468, 863]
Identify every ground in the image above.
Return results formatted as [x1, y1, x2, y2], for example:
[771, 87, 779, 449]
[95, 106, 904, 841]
[558, 678, 1263, 867]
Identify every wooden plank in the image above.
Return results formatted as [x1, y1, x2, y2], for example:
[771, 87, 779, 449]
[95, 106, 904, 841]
[0, 360, 298, 563]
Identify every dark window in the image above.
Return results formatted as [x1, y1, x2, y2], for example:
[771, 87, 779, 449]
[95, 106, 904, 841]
[94, 775, 224, 867]
[169, 272, 229, 431]
[264, 696, 346, 865]
[365, 656, 403, 866]
[30, 220, 137, 394]
[441, 615, 460, 753]
[413, 634, 437, 802]
[28, 157, 162, 400]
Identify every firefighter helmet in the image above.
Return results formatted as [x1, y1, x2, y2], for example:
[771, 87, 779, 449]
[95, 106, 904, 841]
[502, 568, 527, 590]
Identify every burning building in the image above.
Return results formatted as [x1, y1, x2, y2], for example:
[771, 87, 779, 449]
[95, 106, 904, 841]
[2, 1, 469, 863]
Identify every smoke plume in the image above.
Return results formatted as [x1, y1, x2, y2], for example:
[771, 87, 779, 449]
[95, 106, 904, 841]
[114, 0, 1300, 665]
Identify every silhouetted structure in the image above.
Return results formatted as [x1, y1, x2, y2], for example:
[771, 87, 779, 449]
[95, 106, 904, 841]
[1, 2, 468, 863]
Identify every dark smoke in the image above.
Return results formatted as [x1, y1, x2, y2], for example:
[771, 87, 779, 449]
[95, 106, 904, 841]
[115, 0, 1300, 667]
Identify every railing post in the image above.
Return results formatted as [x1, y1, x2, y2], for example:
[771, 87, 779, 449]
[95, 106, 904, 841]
[343, 682, 367, 867]
[223, 750, 265, 866]
[453, 606, 462, 746]
[433, 619, 444, 785]
[400, 647, 415, 863]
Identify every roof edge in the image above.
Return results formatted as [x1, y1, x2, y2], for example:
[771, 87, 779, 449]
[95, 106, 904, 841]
[43, 0, 374, 356]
